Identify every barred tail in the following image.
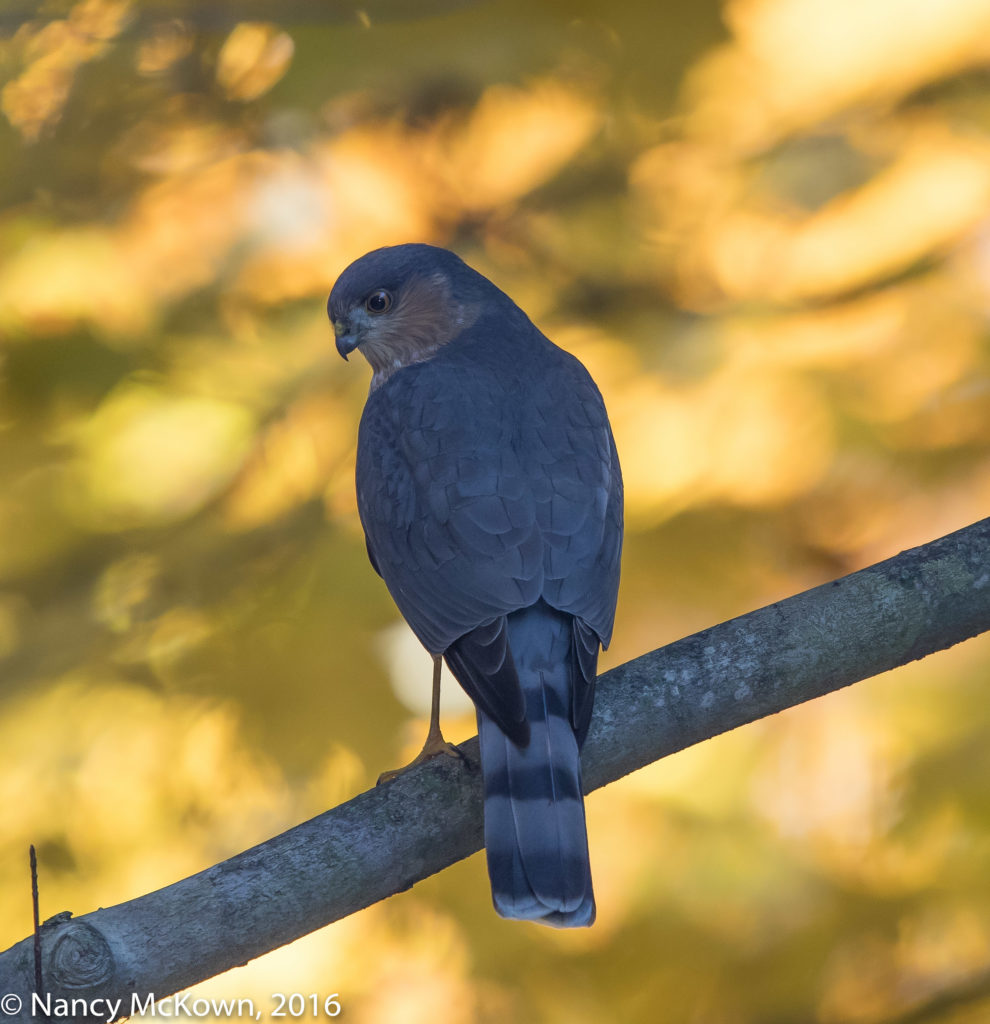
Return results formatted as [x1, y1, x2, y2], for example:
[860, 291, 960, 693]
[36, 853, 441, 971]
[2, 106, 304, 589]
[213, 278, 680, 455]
[478, 601, 595, 927]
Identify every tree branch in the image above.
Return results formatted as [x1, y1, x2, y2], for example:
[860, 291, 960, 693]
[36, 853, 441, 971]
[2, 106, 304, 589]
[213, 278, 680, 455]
[2, 518, 989, 1021]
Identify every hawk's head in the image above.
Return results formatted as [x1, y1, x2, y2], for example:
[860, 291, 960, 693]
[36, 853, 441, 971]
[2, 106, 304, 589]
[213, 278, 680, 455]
[328, 244, 485, 389]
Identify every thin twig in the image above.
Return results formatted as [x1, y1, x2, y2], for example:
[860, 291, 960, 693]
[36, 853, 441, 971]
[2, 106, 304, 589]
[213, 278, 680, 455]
[29, 845, 42, 997]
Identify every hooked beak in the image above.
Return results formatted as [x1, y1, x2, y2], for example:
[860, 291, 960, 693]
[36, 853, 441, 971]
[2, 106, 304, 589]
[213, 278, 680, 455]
[333, 319, 359, 360]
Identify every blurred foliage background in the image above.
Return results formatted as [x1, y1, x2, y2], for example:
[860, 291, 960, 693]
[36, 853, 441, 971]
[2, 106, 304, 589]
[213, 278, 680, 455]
[2, 0, 990, 1021]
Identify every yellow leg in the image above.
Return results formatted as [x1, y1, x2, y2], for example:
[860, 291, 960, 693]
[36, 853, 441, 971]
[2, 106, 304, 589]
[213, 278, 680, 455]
[377, 655, 464, 784]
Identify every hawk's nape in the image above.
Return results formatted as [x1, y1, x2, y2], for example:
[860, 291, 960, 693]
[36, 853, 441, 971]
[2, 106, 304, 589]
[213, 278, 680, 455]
[329, 243, 623, 927]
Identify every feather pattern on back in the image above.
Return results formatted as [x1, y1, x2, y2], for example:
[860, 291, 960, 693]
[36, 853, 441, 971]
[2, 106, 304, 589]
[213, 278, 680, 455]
[332, 244, 622, 927]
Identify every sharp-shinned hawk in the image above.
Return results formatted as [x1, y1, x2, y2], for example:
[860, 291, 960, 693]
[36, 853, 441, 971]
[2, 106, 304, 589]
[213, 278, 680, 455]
[328, 244, 623, 927]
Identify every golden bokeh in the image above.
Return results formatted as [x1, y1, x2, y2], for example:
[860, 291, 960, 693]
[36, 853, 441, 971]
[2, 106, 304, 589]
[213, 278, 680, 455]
[2, 0, 990, 1020]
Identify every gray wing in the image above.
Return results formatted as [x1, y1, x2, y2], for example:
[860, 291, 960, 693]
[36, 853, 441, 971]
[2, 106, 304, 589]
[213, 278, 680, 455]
[355, 334, 622, 739]
[524, 344, 623, 743]
[357, 355, 544, 653]
[528, 347, 623, 647]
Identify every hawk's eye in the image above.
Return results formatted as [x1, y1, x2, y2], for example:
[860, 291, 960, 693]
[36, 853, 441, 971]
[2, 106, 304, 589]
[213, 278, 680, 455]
[365, 290, 392, 315]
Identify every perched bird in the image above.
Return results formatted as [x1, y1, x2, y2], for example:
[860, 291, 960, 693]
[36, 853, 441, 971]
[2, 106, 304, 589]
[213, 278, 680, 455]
[329, 244, 622, 927]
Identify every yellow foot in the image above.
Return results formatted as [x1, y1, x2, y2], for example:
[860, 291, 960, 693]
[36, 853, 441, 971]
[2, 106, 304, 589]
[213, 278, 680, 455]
[377, 736, 465, 785]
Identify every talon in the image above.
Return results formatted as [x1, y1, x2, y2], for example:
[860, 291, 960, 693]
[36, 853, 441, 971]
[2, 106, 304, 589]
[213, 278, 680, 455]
[376, 739, 464, 785]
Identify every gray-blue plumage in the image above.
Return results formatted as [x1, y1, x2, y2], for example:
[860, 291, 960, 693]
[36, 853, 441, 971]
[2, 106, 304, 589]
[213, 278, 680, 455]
[479, 600, 595, 925]
[330, 244, 622, 927]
